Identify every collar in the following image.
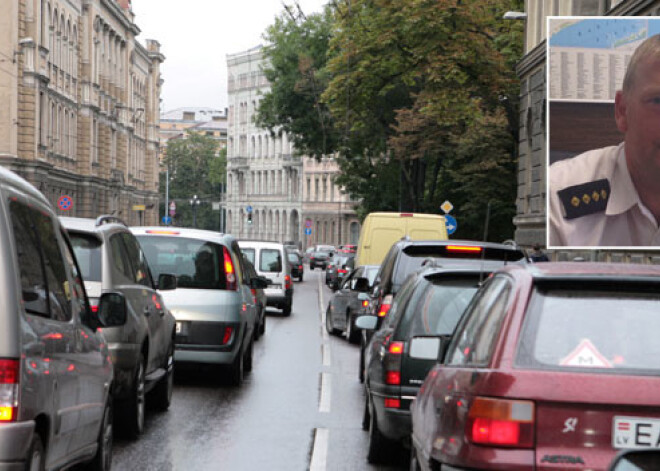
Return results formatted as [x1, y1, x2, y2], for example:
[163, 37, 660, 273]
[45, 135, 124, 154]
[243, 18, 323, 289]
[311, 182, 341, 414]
[605, 143, 642, 216]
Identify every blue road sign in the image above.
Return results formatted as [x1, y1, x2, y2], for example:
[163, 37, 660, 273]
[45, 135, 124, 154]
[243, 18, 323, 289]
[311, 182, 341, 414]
[246, 205, 253, 213]
[304, 228, 312, 235]
[162, 216, 172, 225]
[444, 214, 458, 235]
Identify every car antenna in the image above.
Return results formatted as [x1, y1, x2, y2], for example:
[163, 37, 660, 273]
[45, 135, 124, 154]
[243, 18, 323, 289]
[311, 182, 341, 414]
[479, 201, 491, 284]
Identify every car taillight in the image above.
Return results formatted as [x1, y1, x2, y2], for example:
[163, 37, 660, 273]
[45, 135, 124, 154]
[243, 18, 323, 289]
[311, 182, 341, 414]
[446, 245, 483, 254]
[338, 269, 347, 275]
[467, 397, 534, 447]
[0, 359, 19, 422]
[384, 398, 400, 409]
[378, 295, 393, 318]
[223, 247, 237, 290]
[362, 300, 369, 308]
[298, 265, 303, 269]
[285, 275, 292, 290]
[384, 341, 404, 385]
[222, 327, 234, 345]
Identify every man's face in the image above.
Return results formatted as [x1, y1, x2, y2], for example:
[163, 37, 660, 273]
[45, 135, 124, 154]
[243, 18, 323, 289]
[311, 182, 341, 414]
[615, 56, 660, 174]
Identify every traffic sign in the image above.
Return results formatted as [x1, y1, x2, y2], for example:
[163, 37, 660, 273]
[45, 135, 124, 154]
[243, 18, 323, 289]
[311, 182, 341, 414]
[304, 228, 312, 235]
[132, 204, 146, 211]
[57, 195, 73, 211]
[246, 205, 253, 213]
[305, 219, 312, 228]
[440, 200, 453, 213]
[169, 201, 176, 216]
[162, 216, 172, 225]
[444, 214, 458, 235]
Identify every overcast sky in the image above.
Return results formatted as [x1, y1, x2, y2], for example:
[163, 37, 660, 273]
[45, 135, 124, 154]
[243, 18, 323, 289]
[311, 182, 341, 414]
[131, 0, 329, 113]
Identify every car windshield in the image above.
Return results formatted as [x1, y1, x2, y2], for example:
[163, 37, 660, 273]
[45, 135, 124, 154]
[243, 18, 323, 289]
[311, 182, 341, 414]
[69, 233, 103, 282]
[517, 287, 660, 374]
[136, 236, 227, 290]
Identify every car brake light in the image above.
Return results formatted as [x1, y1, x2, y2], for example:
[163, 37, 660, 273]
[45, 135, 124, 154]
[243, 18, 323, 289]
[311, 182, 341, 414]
[298, 265, 303, 269]
[385, 341, 404, 385]
[447, 245, 482, 254]
[0, 359, 19, 422]
[378, 295, 393, 317]
[384, 398, 400, 408]
[338, 269, 347, 275]
[467, 397, 534, 447]
[389, 341, 404, 354]
[90, 305, 99, 313]
[285, 275, 292, 290]
[223, 247, 237, 290]
[146, 230, 180, 235]
[362, 300, 369, 308]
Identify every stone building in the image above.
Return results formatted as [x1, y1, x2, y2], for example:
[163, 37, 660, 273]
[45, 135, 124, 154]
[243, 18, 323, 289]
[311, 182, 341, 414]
[0, 0, 163, 225]
[159, 107, 227, 158]
[515, 0, 660, 262]
[225, 46, 359, 247]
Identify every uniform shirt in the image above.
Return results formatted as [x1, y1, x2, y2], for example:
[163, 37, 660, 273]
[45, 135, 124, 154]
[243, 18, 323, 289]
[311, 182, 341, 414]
[549, 143, 660, 247]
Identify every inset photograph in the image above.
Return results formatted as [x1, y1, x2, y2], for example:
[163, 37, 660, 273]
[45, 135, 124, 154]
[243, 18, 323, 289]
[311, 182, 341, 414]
[547, 17, 660, 248]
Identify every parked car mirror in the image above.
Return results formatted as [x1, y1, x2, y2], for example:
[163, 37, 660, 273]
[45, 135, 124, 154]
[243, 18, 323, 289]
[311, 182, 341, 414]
[157, 273, 177, 291]
[409, 336, 451, 362]
[352, 277, 370, 292]
[251, 276, 269, 289]
[97, 292, 127, 329]
[355, 315, 378, 331]
[608, 450, 660, 471]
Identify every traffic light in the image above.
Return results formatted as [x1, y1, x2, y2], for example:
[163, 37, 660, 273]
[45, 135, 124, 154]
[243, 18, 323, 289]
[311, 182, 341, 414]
[247, 213, 253, 224]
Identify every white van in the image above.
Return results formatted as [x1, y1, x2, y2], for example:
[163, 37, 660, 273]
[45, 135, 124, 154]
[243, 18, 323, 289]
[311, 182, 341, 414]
[239, 241, 293, 316]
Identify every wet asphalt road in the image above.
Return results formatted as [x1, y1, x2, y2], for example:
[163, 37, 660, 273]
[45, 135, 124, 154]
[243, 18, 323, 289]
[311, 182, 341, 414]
[113, 266, 407, 471]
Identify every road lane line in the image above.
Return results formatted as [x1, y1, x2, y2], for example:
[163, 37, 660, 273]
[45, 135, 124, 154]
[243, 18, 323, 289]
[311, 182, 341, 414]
[323, 343, 331, 367]
[310, 428, 329, 471]
[319, 273, 329, 341]
[319, 372, 331, 413]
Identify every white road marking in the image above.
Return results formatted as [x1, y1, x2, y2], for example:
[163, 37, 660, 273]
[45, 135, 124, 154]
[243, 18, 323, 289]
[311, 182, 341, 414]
[319, 372, 331, 413]
[319, 273, 329, 341]
[323, 344, 331, 367]
[310, 428, 329, 471]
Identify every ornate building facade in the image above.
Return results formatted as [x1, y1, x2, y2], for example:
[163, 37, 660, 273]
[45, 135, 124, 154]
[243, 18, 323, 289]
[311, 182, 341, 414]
[225, 46, 359, 247]
[0, 0, 163, 224]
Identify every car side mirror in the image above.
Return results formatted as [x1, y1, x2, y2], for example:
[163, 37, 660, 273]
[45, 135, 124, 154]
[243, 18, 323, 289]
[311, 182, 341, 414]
[353, 277, 370, 292]
[96, 292, 127, 329]
[355, 315, 378, 331]
[409, 336, 451, 362]
[608, 450, 660, 471]
[157, 273, 177, 291]
[251, 276, 269, 289]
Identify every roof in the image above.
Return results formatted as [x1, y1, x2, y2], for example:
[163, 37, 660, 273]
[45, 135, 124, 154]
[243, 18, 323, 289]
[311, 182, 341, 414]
[160, 107, 226, 122]
[130, 226, 233, 245]
[190, 120, 228, 132]
[505, 262, 660, 281]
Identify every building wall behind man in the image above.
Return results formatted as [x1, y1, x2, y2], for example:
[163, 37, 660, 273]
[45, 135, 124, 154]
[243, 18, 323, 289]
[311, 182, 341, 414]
[0, 0, 163, 225]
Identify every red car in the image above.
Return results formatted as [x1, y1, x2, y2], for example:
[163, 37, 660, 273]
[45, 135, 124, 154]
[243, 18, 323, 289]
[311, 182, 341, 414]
[410, 262, 660, 471]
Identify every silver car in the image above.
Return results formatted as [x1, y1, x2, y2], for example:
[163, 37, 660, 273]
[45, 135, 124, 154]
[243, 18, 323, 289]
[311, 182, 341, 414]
[62, 216, 177, 439]
[0, 166, 126, 470]
[132, 227, 264, 385]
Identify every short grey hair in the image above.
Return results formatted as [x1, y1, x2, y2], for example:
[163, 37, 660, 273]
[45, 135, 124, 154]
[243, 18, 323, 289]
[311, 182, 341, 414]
[622, 34, 660, 95]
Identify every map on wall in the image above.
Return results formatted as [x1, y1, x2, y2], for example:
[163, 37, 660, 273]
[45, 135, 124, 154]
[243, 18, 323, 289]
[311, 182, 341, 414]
[548, 18, 660, 102]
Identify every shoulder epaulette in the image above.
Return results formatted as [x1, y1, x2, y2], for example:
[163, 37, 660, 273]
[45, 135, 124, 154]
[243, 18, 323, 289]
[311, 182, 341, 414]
[557, 178, 610, 220]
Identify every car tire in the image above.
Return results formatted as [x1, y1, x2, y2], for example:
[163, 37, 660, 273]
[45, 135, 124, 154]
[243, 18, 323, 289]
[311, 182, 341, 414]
[244, 339, 253, 373]
[361, 396, 370, 431]
[367, 400, 391, 464]
[346, 311, 360, 344]
[259, 311, 266, 336]
[86, 399, 113, 471]
[359, 340, 365, 383]
[27, 433, 45, 471]
[152, 341, 174, 411]
[123, 354, 145, 439]
[229, 346, 244, 386]
[282, 302, 292, 316]
[326, 306, 340, 335]
[299, 274, 303, 282]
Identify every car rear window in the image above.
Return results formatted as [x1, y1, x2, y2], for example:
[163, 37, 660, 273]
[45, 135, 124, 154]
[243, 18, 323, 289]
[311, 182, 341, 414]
[398, 276, 480, 338]
[517, 286, 660, 374]
[260, 249, 282, 273]
[69, 233, 103, 282]
[287, 252, 300, 263]
[136, 236, 227, 290]
[364, 266, 379, 286]
[312, 252, 328, 259]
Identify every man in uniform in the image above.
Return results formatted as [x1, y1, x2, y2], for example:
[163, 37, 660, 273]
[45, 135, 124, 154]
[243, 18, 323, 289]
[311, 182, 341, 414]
[549, 34, 660, 246]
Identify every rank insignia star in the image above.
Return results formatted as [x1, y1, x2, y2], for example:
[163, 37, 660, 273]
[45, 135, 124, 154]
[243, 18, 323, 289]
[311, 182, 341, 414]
[558, 179, 611, 220]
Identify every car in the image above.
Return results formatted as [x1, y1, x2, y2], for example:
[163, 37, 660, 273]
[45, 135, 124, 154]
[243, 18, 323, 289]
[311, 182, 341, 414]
[303, 246, 315, 264]
[62, 216, 177, 438]
[338, 244, 357, 253]
[410, 262, 660, 471]
[132, 227, 263, 385]
[359, 239, 527, 383]
[238, 240, 294, 316]
[0, 166, 126, 470]
[325, 264, 380, 343]
[242, 256, 268, 339]
[359, 263, 495, 463]
[287, 250, 304, 282]
[310, 251, 332, 270]
[328, 254, 356, 290]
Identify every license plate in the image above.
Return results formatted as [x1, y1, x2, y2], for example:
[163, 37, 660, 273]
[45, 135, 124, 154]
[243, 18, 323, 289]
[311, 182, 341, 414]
[613, 417, 660, 449]
[268, 284, 281, 289]
[176, 322, 182, 334]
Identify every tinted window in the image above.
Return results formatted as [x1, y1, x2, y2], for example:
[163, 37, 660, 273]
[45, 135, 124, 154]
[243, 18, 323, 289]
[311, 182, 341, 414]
[69, 233, 103, 282]
[287, 252, 300, 263]
[110, 234, 135, 283]
[384, 273, 418, 328]
[241, 248, 256, 265]
[260, 249, 282, 272]
[517, 287, 660, 374]
[136, 236, 227, 290]
[446, 276, 511, 366]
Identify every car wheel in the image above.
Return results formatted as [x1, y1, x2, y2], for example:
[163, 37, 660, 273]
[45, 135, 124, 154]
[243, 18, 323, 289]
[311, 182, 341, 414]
[326, 306, 340, 335]
[123, 354, 145, 439]
[152, 341, 174, 411]
[87, 399, 113, 471]
[361, 396, 370, 431]
[367, 400, 391, 464]
[346, 311, 360, 344]
[244, 339, 253, 373]
[282, 302, 292, 316]
[359, 339, 365, 383]
[27, 433, 45, 471]
[259, 312, 266, 336]
[299, 274, 303, 282]
[228, 346, 244, 386]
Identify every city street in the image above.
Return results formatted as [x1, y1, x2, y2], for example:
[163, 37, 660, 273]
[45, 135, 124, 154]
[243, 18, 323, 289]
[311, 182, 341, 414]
[113, 267, 407, 470]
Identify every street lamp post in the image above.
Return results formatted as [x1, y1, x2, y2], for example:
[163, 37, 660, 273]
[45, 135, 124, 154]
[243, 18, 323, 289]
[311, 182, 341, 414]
[190, 194, 201, 228]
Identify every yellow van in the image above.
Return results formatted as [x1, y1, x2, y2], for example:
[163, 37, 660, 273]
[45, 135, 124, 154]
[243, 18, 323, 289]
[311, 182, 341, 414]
[355, 212, 448, 266]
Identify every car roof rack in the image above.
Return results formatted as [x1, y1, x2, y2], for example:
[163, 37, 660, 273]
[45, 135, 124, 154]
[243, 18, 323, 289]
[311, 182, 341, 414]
[95, 215, 128, 227]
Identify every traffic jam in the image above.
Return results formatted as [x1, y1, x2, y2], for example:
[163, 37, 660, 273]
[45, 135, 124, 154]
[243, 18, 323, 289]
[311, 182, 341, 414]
[0, 167, 658, 471]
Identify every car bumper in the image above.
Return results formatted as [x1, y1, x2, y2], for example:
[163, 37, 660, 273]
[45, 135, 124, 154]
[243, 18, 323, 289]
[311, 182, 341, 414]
[107, 342, 141, 398]
[0, 420, 35, 469]
[265, 289, 293, 308]
[372, 394, 411, 441]
[174, 347, 239, 365]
